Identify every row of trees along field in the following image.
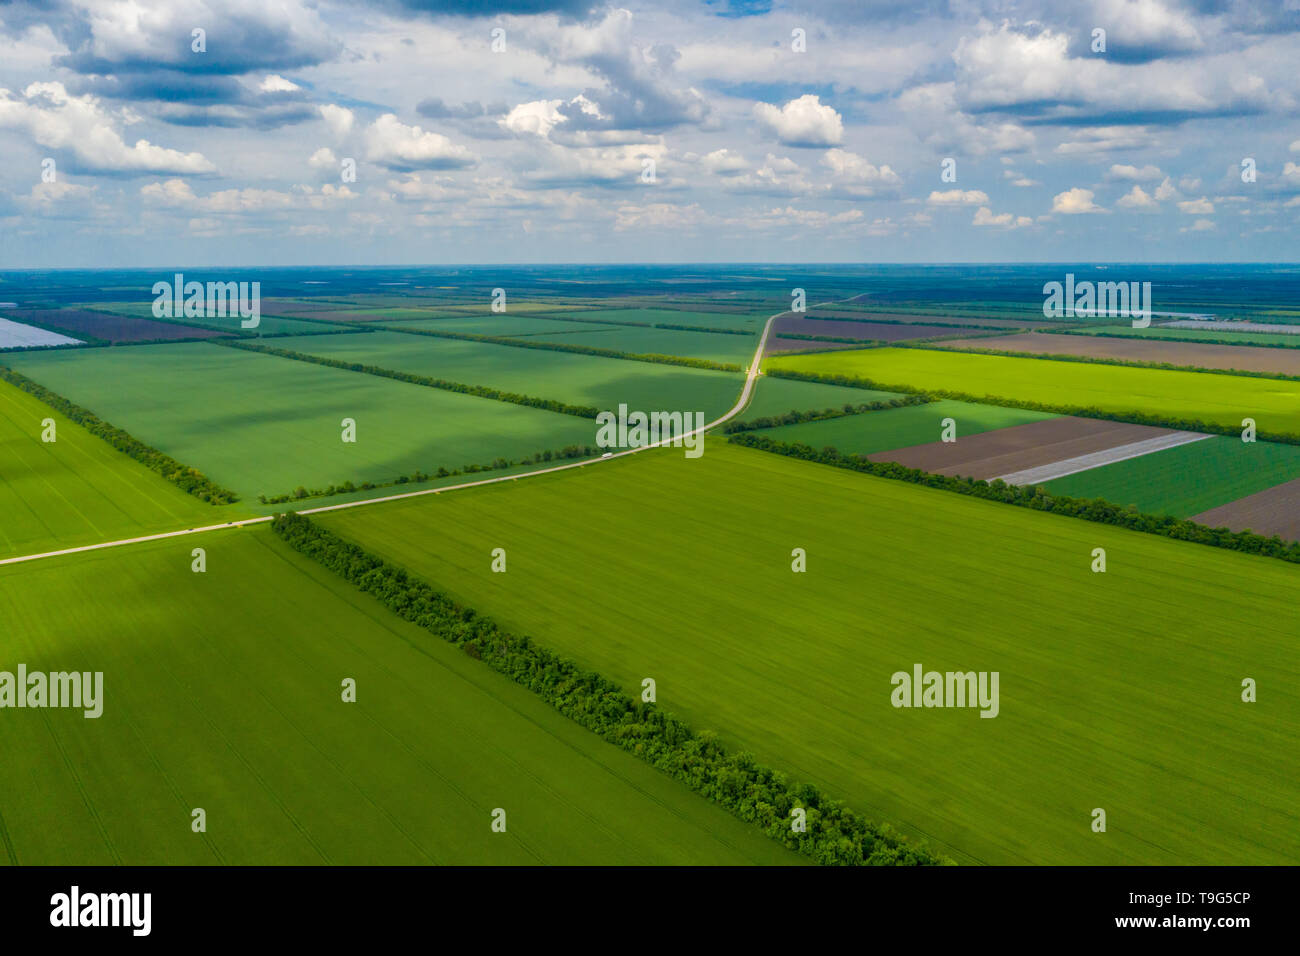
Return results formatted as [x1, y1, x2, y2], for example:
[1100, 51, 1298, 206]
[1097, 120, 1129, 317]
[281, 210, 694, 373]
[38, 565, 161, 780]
[271, 511, 950, 867]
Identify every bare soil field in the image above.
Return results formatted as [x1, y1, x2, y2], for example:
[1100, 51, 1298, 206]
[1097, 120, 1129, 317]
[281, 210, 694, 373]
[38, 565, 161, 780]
[1191, 478, 1300, 542]
[933, 331, 1300, 376]
[4, 309, 227, 343]
[765, 337, 875, 353]
[867, 416, 1185, 479]
[774, 316, 972, 341]
[807, 310, 1043, 329]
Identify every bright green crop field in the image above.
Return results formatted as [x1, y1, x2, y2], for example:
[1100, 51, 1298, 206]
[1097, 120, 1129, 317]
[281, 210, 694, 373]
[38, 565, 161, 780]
[0, 379, 219, 558]
[768, 347, 1300, 435]
[751, 398, 1057, 454]
[0, 529, 798, 865]
[1044, 436, 1300, 517]
[269, 331, 744, 420]
[316, 441, 1300, 865]
[2, 343, 598, 501]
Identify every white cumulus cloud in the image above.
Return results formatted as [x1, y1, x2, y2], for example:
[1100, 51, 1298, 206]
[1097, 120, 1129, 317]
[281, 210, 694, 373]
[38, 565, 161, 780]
[365, 114, 477, 171]
[753, 95, 843, 147]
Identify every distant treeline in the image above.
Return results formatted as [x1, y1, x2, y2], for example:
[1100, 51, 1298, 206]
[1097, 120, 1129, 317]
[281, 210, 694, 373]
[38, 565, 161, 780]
[217, 339, 601, 418]
[438, 310, 755, 337]
[729, 432, 1300, 562]
[271, 511, 951, 867]
[258, 444, 600, 505]
[653, 322, 752, 336]
[764, 367, 1300, 445]
[377, 324, 743, 372]
[0, 340, 104, 354]
[0, 365, 239, 504]
[724, 394, 931, 433]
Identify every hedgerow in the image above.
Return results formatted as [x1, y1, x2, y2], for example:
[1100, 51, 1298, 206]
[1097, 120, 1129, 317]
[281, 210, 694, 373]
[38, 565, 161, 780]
[271, 511, 950, 867]
[216, 338, 600, 418]
[762, 366, 1300, 445]
[257, 444, 600, 504]
[728, 432, 1300, 561]
[723, 394, 931, 433]
[0, 365, 239, 504]
[375, 324, 743, 372]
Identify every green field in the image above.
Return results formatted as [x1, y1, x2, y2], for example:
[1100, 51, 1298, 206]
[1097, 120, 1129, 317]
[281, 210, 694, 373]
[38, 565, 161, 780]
[1065, 326, 1300, 348]
[83, 303, 354, 335]
[436, 301, 601, 314]
[295, 307, 444, 323]
[493, 324, 759, 364]
[1044, 436, 1300, 517]
[0, 379, 219, 558]
[2, 343, 599, 501]
[267, 331, 744, 420]
[315, 441, 1300, 865]
[399, 315, 625, 336]
[0, 529, 798, 865]
[569, 308, 768, 332]
[736, 375, 904, 422]
[767, 347, 1300, 435]
[751, 398, 1057, 454]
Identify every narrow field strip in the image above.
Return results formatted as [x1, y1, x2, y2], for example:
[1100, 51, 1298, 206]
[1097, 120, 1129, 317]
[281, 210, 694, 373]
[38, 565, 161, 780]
[996, 432, 1213, 485]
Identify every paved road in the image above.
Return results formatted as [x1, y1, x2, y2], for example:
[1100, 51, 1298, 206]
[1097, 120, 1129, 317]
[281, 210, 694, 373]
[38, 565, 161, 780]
[0, 305, 791, 568]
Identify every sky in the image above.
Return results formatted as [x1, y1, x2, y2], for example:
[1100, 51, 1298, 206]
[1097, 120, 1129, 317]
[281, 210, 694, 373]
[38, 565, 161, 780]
[0, 0, 1297, 267]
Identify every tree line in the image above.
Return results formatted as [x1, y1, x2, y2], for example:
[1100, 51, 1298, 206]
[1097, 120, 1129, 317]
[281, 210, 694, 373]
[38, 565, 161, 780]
[216, 339, 602, 418]
[764, 367, 1300, 445]
[1053, 328, 1300, 353]
[270, 511, 950, 867]
[723, 394, 931, 433]
[729, 432, 1300, 563]
[258, 444, 600, 504]
[377, 324, 743, 372]
[897, 339, 1300, 384]
[0, 365, 239, 504]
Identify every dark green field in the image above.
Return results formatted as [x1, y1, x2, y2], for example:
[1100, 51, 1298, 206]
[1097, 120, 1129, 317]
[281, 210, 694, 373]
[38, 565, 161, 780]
[750, 399, 1058, 454]
[1044, 436, 1300, 517]
[2, 342, 599, 501]
[0, 528, 800, 865]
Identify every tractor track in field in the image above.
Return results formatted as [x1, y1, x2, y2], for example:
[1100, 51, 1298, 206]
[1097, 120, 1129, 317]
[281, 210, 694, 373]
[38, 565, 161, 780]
[0, 302, 821, 570]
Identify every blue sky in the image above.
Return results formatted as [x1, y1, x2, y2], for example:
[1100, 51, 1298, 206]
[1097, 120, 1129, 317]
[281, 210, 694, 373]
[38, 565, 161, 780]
[0, 0, 1297, 266]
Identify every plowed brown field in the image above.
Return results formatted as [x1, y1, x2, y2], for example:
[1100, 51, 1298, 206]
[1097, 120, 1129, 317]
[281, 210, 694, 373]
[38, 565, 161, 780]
[933, 332, 1300, 376]
[1191, 478, 1300, 542]
[867, 416, 1182, 478]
